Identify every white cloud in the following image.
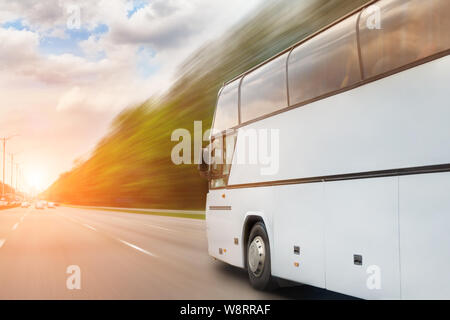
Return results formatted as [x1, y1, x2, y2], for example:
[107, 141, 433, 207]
[56, 86, 83, 111]
[0, 27, 39, 68]
[0, 0, 264, 111]
[0, 0, 264, 189]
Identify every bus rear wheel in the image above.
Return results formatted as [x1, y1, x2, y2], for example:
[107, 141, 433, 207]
[247, 222, 276, 290]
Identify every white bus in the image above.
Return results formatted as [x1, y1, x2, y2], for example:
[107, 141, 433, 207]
[200, 0, 450, 299]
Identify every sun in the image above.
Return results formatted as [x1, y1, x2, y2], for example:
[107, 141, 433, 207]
[27, 170, 45, 191]
[22, 165, 50, 194]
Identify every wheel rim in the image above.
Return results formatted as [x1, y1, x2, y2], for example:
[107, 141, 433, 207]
[248, 236, 266, 277]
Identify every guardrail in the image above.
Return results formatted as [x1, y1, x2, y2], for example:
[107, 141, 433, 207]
[79, 206, 205, 215]
[62, 204, 206, 220]
[0, 204, 21, 210]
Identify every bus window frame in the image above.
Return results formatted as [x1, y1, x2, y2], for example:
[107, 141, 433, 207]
[210, 0, 380, 141]
[286, 12, 362, 107]
[240, 52, 289, 123]
[211, 80, 241, 137]
[210, 0, 450, 143]
[209, 130, 238, 190]
[209, 0, 450, 191]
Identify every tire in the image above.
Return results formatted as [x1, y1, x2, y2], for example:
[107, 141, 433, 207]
[246, 222, 277, 290]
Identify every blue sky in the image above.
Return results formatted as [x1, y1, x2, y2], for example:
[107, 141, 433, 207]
[39, 24, 109, 58]
[127, 0, 150, 18]
[2, 17, 108, 56]
[0, 0, 263, 190]
[136, 46, 159, 78]
[0, 0, 150, 67]
[2, 11, 154, 77]
[2, 19, 29, 31]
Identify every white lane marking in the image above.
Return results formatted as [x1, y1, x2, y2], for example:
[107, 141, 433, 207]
[118, 239, 157, 258]
[57, 213, 95, 231]
[12, 223, 19, 231]
[62, 215, 80, 224]
[60, 213, 157, 258]
[144, 224, 172, 232]
[83, 224, 97, 231]
[0, 239, 5, 248]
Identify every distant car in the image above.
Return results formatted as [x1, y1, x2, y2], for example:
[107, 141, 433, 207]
[35, 201, 44, 209]
[47, 202, 55, 209]
[21, 201, 30, 208]
[0, 198, 7, 207]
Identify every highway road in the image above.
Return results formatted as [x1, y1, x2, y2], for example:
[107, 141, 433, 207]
[0, 206, 351, 300]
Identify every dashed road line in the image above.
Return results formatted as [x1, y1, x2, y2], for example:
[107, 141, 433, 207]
[0, 239, 5, 248]
[12, 223, 19, 231]
[60, 215, 79, 224]
[83, 224, 97, 231]
[144, 224, 172, 232]
[118, 239, 157, 258]
[59, 213, 158, 259]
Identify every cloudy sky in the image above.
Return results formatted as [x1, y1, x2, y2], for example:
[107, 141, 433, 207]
[0, 0, 263, 192]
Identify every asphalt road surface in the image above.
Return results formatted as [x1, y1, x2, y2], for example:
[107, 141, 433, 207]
[0, 206, 352, 300]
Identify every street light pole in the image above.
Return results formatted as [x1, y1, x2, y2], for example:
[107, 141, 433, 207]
[1, 136, 18, 198]
[10, 153, 13, 195]
[2, 138, 5, 198]
[9, 153, 20, 198]
[14, 163, 23, 198]
[15, 163, 19, 195]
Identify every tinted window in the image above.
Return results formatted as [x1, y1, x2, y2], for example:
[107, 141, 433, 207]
[213, 80, 240, 133]
[288, 14, 361, 105]
[240, 53, 288, 123]
[210, 133, 236, 189]
[210, 136, 225, 188]
[359, 0, 450, 78]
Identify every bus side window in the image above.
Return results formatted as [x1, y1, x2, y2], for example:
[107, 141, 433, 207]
[212, 80, 240, 134]
[210, 137, 224, 177]
[359, 0, 450, 79]
[210, 133, 237, 189]
[222, 133, 237, 176]
[288, 13, 361, 106]
[240, 53, 288, 123]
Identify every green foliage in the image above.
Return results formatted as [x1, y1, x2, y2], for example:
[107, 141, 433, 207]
[44, 0, 370, 210]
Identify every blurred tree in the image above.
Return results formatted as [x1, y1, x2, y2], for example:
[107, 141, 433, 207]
[43, 0, 370, 210]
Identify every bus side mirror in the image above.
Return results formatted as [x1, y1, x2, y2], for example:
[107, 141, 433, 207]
[198, 148, 211, 180]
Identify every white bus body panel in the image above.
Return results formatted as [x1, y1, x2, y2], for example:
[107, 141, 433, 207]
[272, 183, 326, 289]
[228, 56, 450, 185]
[324, 177, 401, 299]
[399, 172, 450, 300]
[206, 187, 276, 268]
[206, 56, 450, 299]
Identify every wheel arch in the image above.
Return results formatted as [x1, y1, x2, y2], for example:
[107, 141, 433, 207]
[242, 212, 272, 270]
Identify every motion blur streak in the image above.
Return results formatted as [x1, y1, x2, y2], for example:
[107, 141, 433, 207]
[42, 0, 370, 210]
[0, 206, 349, 299]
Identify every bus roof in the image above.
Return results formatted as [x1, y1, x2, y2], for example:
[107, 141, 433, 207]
[223, 0, 378, 87]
